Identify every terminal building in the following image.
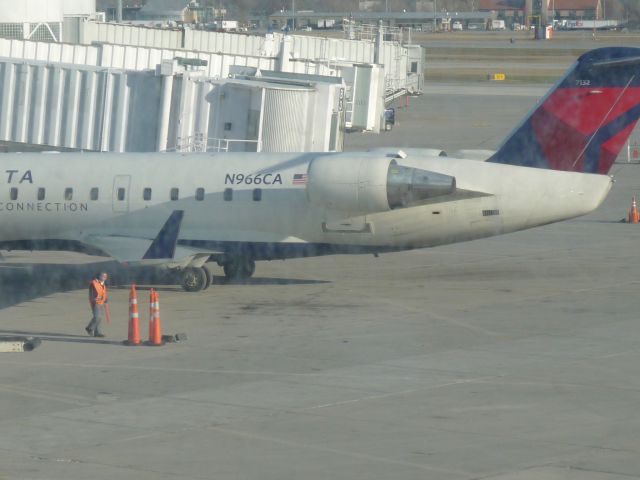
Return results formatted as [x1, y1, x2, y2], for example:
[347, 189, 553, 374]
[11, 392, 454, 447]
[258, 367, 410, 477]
[0, 0, 99, 43]
[479, 0, 612, 27]
[268, 10, 492, 32]
[270, 0, 621, 31]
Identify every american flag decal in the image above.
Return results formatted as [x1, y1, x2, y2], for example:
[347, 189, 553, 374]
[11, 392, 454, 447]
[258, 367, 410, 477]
[293, 173, 308, 185]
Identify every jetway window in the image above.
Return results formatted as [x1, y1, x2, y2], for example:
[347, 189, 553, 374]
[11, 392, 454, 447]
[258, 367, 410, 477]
[37, 188, 45, 201]
[90, 188, 99, 201]
[224, 188, 233, 201]
[170, 188, 179, 201]
[143, 188, 152, 201]
[64, 188, 73, 201]
[117, 188, 126, 201]
[253, 189, 262, 202]
[9, 188, 17, 201]
[195, 188, 205, 201]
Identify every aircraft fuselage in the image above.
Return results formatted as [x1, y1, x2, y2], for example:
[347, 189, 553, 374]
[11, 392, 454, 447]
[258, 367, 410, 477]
[0, 151, 613, 261]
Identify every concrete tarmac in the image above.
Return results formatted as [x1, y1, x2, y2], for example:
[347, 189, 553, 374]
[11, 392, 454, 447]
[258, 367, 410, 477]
[2, 83, 640, 479]
[346, 82, 544, 153]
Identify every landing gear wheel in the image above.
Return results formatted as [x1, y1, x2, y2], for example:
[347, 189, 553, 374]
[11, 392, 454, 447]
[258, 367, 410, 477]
[201, 265, 212, 290]
[223, 258, 256, 282]
[242, 259, 256, 278]
[182, 267, 208, 292]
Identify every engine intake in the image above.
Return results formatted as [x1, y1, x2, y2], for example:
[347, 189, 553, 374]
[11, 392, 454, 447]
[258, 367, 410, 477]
[307, 155, 456, 214]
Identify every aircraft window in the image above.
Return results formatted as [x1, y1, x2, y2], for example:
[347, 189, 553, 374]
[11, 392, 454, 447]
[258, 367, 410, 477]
[64, 188, 73, 201]
[37, 188, 45, 201]
[117, 188, 125, 201]
[9, 188, 17, 200]
[170, 188, 179, 201]
[195, 188, 205, 201]
[253, 188, 262, 202]
[223, 188, 233, 201]
[90, 188, 99, 201]
[143, 188, 152, 201]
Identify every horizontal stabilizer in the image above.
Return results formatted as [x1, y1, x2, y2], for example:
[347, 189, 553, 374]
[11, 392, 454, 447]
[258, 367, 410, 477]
[592, 56, 640, 68]
[414, 188, 492, 206]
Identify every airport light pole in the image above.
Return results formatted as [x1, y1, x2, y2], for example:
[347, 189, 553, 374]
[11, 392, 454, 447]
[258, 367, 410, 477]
[433, 0, 437, 32]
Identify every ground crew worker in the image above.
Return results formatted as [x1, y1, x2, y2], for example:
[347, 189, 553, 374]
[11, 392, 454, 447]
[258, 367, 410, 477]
[86, 272, 108, 337]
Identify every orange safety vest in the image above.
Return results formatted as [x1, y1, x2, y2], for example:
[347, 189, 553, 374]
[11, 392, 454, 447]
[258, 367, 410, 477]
[90, 279, 108, 305]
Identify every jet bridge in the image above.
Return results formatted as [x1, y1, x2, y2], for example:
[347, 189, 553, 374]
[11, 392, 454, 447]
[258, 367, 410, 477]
[0, 56, 345, 153]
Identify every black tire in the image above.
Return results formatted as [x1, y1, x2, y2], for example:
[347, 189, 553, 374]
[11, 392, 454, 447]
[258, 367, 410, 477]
[223, 257, 255, 281]
[181, 267, 207, 292]
[223, 262, 237, 279]
[241, 259, 256, 278]
[23, 337, 42, 351]
[201, 266, 212, 290]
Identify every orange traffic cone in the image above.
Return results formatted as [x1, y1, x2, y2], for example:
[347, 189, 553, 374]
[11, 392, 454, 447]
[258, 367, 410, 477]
[124, 284, 141, 346]
[147, 289, 164, 346]
[629, 196, 640, 224]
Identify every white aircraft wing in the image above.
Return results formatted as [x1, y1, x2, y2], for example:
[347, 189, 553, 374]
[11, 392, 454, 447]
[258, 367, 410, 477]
[83, 210, 219, 268]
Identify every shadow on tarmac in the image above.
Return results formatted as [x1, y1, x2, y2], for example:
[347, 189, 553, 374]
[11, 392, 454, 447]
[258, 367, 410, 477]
[0, 259, 331, 310]
[0, 260, 120, 310]
[0, 329, 124, 346]
[211, 276, 330, 286]
[0, 259, 331, 346]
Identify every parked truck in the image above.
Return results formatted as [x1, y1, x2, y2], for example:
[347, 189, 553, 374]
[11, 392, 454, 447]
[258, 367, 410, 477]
[209, 20, 239, 31]
[556, 19, 622, 30]
[317, 18, 336, 29]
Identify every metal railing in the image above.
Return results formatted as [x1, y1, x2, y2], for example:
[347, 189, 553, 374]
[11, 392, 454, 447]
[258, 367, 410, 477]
[385, 74, 407, 100]
[173, 136, 262, 153]
[342, 22, 404, 43]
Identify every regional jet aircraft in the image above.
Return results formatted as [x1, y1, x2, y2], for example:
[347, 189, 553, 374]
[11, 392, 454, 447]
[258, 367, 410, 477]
[0, 47, 638, 291]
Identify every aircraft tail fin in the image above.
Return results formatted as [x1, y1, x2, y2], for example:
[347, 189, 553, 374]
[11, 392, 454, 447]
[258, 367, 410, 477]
[488, 47, 640, 174]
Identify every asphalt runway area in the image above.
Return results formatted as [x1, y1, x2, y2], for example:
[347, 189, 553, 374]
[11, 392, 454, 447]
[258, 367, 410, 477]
[418, 30, 640, 82]
[1, 84, 640, 479]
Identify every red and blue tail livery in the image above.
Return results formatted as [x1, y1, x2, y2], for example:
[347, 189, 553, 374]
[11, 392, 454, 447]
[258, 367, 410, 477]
[489, 47, 640, 174]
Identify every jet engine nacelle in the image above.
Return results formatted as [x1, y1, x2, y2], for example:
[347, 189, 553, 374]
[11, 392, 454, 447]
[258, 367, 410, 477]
[307, 155, 456, 214]
[307, 155, 391, 214]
